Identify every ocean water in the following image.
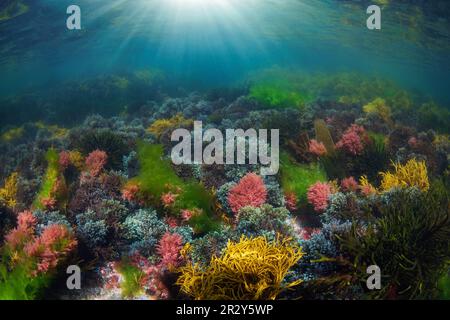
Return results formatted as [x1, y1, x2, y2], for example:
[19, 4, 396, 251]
[1, 0, 450, 102]
[0, 0, 450, 301]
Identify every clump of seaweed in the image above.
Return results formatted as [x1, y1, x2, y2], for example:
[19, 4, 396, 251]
[128, 143, 219, 234]
[71, 129, 130, 170]
[363, 98, 393, 126]
[147, 113, 194, 140]
[280, 152, 327, 205]
[0, 211, 77, 300]
[33, 149, 68, 211]
[249, 82, 308, 110]
[379, 158, 430, 192]
[337, 183, 450, 299]
[227, 173, 267, 215]
[0, 172, 19, 209]
[314, 119, 335, 155]
[177, 235, 303, 300]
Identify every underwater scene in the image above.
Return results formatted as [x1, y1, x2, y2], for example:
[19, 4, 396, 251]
[0, 0, 449, 301]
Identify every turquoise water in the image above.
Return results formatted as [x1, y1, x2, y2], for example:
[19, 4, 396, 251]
[1, 0, 449, 102]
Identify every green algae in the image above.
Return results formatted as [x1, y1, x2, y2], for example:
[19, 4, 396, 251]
[132, 143, 219, 233]
[33, 149, 63, 210]
[116, 261, 145, 298]
[0, 0, 29, 22]
[249, 82, 309, 110]
[280, 152, 327, 204]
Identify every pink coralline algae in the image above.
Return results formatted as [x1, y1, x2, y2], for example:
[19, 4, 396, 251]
[85, 150, 108, 177]
[41, 196, 57, 210]
[336, 124, 367, 156]
[340, 176, 359, 192]
[6, 211, 36, 248]
[130, 253, 169, 299]
[408, 137, 418, 148]
[5, 211, 76, 277]
[17, 210, 37, 231]
[122, 183, 140, 203]
[298, 226, 321, 240]
[228, 173, 267, 214]
[25, 224, 77, 275]
[284, 192, 298, 212]
[100, 256, 169, 299]
[309, 139, 327, 157]
[156, 232, 184, 269]
[181, 209, 193, 221]
[307, 181, 332, 212]
[165, 216, 179, 228]
[161, 192, 178, 207]
[59, 151, 71, 170]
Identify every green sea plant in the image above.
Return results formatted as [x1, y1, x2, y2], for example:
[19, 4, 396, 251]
[438, 269, 450, 300]
[132, 143, 182, 199]
[34, 122, 69, 140]
[338, 183, 450, 299]
[319, 153, 346, 180]
[320, 131, 389, 181]
[363, 98, 393, 126]
[0, 211, 77, 300]
[130, 143, 219, 233]
[0, 172, 19, 209]
[0, 126, 24, 143]
[116, 260, 145, 298]
[345, 131, 389, 182]
[249, 81, 309, 110]
[418, 102, 450, 134]
[280, 152, 327, 205]
[0, 263, 51, 300]
[33, 149, 67, 210]
[0, 0, 29, 22]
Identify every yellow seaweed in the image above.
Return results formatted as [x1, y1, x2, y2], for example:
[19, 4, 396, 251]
[177, 236, 303, 300]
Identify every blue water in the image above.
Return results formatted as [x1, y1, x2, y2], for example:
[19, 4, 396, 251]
[0, 0, 449, 102]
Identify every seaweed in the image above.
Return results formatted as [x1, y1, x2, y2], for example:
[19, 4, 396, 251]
[131, 143, 219, 233]
[116, 260, 145, 298]
[177, 236, 304, 300]
[314, 119, 335, 155]
[249, 82, 309, 110]
[438, 270, 450, 300]
[280, 152, 327, 205]
[33, 149, 67, 210]
[0, 263, 51, 300]
[71, 129, 131, 170]
[338, 183, 450, 299]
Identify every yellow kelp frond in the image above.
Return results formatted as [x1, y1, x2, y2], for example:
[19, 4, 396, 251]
[1, 126, 24, 142]
[69, 150, 85, 171]
[359, 175, 377, 195]
[34, 122, 69, 139]
[433, 134, 449, 148]
[147, 113, 194, 139]
[363, 98, 392, 124]
[379, 159, 429, 192]
[176, 236, 303, 300]
[0, 172, 19, 208]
